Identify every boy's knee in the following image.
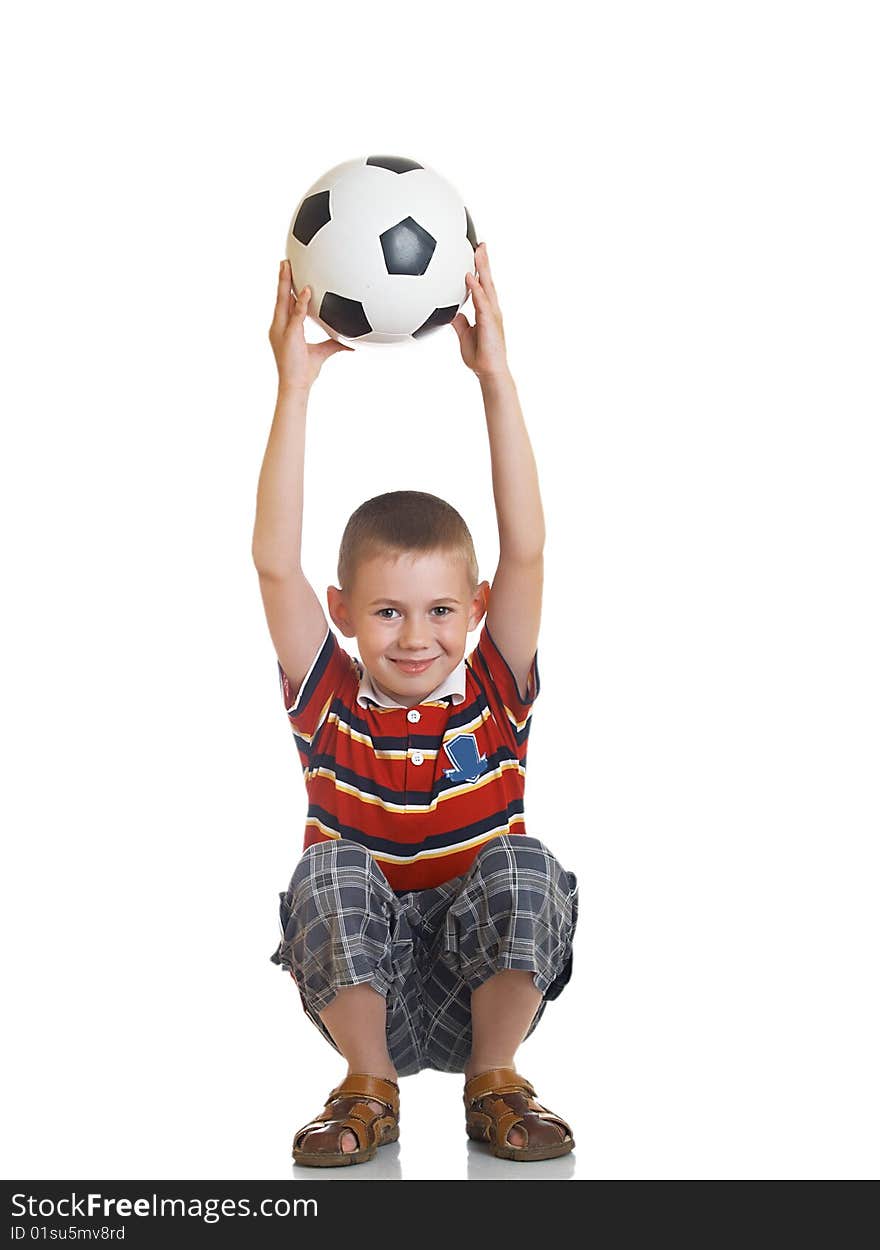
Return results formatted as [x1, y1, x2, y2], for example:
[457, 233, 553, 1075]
[292, 837, 373, 881]
[465, 835, 575, 920]
[471, 833, 558, 883]
[289, 838, 390, 911]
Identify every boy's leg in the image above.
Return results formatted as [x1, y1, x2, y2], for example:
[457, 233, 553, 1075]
[318, 984, 397, 1082]
[315, 984, 396, 1154]
[464, 970, 544, 1147]
[426, 833, 578, 1152]
[465, 968, 544, 1075]
[272, 839, 420, 1156]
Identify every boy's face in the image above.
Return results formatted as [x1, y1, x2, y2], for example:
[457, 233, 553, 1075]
[327, 549, 489, 707]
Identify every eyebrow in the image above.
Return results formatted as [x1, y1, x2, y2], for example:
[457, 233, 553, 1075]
[367, 597, 463, 607]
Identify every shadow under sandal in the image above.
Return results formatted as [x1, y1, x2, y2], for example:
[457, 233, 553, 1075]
[463, 1067, 574, 1162]
[292, 1073, 400, 1167]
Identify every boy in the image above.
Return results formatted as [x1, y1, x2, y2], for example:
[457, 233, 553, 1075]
[253, 245, 578, 1166]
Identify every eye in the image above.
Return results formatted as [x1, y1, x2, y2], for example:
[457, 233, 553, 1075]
[374, 606, 453, 619]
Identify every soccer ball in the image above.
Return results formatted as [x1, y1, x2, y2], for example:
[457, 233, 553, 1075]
[285, 155, 478, 345]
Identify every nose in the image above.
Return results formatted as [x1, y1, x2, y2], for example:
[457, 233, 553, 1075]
[398, 620, 432, 651]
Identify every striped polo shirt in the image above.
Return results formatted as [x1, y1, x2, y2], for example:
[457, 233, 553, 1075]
[277, 625, 540, 891]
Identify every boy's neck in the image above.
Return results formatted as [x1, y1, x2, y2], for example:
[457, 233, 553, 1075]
[367, 672, 411, 707]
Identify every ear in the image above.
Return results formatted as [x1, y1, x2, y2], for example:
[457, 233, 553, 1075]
[467, 580, 490, 631]
[327, 585, 356, 638]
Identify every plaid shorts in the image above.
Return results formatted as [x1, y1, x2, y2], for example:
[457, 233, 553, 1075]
[270, 833, 579, 1077]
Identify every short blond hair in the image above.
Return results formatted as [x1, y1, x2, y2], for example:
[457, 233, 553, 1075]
[338, 490, 479, 596]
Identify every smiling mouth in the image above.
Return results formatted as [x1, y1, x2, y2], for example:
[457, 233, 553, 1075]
[390, 657, 439, 671]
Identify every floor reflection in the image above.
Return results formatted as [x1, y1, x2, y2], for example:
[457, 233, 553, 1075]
[290, 1141, 402, 1181]
[466, 1140, 577, 1180]
[286, 1139, 577, 1181]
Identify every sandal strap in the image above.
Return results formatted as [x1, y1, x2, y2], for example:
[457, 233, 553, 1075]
[327, 1073, 399, 1113]
[294, 1112, 371, 1152]
[485, 1105, 529, 1147]
[463, 1067, 535, 1105]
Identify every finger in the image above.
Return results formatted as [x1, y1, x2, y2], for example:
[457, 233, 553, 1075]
[290, 284, 311, 325]
[273, 260, 293, 325]
[465, 270, 489, 309]
[315, 338, 355, 362]
[450, 312, 471, 341]
[474, 243, 500, 309]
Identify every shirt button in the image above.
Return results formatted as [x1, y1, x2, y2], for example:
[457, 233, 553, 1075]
[411, 750, 424, 765]
[407, 709, 421, 723]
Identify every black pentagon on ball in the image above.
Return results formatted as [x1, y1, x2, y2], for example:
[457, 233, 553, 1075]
[292, 191, 331, 245]
[412, 305, 460, 339]
[380, 217, 436, 276]
[366, 155, 424, 174]
[465, 207, 478, 251]
[319, 291, 373, 338]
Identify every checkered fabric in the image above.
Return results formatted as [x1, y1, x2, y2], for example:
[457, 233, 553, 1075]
[270, 833, 578, 1077]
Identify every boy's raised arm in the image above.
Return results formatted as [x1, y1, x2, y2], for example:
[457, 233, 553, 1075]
[477, 368, 545, 701]
[252, 261, 353, 690]
[451, 245, 545, 700]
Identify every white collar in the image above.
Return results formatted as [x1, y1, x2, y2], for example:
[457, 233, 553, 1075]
[356, 658, 467, 708]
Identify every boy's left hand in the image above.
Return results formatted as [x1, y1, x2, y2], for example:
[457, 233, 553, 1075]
[451, 243, 509, 380]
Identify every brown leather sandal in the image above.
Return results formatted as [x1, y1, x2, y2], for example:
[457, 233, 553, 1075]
[292, 1073, 400, 1167]
[464, 1067, 574, 1162]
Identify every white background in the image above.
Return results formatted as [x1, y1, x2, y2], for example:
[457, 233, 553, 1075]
[2, 0, 878, 1181]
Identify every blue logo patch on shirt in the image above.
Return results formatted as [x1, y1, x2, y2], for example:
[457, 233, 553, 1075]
[443, 733, 488, 784]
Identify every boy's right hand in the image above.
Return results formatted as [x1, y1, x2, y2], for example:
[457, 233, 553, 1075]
[269, 260, 354, 392]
